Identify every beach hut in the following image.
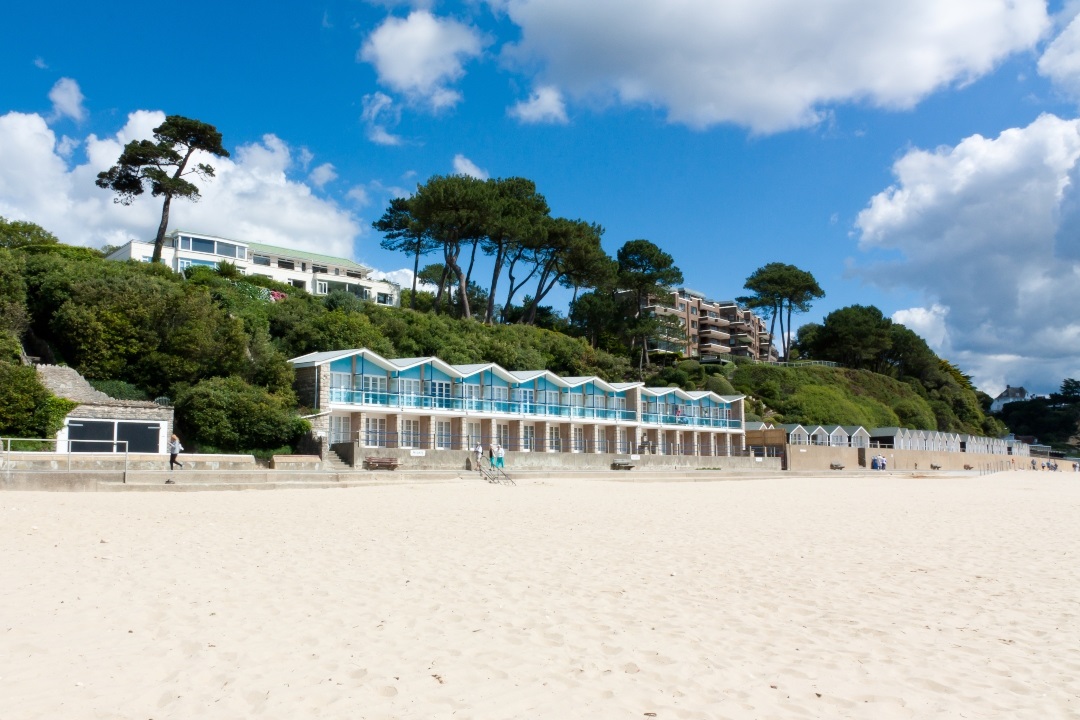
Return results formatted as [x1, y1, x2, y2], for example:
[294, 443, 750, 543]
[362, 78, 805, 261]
[820, 425, 850, 447]
[780, 424, 809, 445]
[807, 425, 830, 446]
[842, 426, 870, 449]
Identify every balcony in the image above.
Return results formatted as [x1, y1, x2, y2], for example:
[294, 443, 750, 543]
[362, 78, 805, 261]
[699, 327, 730, 341]
[325, 388, 740, 429]
[698, 342, 731, 355]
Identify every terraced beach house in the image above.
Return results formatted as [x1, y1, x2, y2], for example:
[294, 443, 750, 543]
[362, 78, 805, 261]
[290, 348, 746, 457]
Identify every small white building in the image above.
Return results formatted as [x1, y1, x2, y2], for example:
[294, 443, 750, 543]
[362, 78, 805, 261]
[107, 230, 400, 305]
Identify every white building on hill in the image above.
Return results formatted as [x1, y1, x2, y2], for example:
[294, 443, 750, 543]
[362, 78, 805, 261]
[106, 230, 399, 305]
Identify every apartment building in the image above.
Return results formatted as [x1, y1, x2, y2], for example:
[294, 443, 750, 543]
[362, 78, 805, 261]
[291, 347, 746, 457]
[106, 230, 400, 305]
[645, 288, 779, 362]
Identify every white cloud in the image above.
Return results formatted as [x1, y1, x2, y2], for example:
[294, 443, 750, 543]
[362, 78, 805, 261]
[1038, 7, 1080, 99]
[855, 113, 1080, 394]
[361, 92, 404, 146]
[892, 304, 950, 350]
[359, 10, 486, 110]
[508, 85, 568, 124]
[0, 110, 364, 260]
[452, 153, 488, 179]
[48, 78, 86, 123]
[308, 162, 338, 188]
[346, 185, 371, 206]
[497, 0, 1049, 132]
[33, 57, 48, 69]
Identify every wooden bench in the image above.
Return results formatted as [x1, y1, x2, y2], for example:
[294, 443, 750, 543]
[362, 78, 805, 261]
[611, 460, 635, 471]
[930, 463, 942, 470]
[364, 456, 399, 471]
[830, 462, 845, 470]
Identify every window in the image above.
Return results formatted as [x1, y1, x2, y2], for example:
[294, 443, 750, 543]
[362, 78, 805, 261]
[691, 320, 697, 329]
[329, 372, 351, 402]
[466, 421, 481, 447]
[497, 424, 509, 448]
[522, 425, 535, 451]
[312, 265, 328, 274]
[462, 383, 482, 399]
[572, 426, 585, 452]
[490, 386, 509, 402]
[178, 258, 217, 270]
[278, 259, 295, 270]
[216, 242, 238, 258]
[253, 255, 271, 266]
[364, 417, 386, 447]
[398, 378, 421, 396]
[359, 375, 388, 394]
[400, 419, 420, 448]
[346, 270, 364, 279]
[376, 292, 393, 305]
[691, 307, 698, 316]
[428, 380, 452, 407]
[330, 416, 351, 445]
[434, 421, 452, 449]
[190, 237, 215, 254]
[290, 279, 306, 289]
[547, 425, 561, 452]
[316, 281, 328, 295]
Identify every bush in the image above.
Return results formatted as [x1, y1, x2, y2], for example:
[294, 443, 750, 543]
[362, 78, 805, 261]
[88, 379, 150, 401]
[0, 362, 77, 439]
[175, 376, 309, 453]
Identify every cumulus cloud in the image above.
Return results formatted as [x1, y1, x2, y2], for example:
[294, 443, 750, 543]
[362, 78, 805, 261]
[308, 162, 338, 188]
[359, 10, 487, 110]
[0, 110, 363, 260]
[452, 153, 488, 179]
[855, 114, 1080, 394]
[497, 0, 1049, 132]
[361, 92, 404, 145]
[1038, 6, 1080, 98]
[48, 78, 86, 122]
[508, 85, 568, 124]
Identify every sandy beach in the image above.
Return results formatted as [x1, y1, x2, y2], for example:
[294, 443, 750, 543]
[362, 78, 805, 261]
[2, 471, 1078, 719]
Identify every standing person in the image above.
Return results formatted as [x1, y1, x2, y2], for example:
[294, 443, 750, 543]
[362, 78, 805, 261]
[473, 441, 483, 471]
[168, 434, 184, 471]
[489, 442, 497, 469]
[496, 443, 505, 469]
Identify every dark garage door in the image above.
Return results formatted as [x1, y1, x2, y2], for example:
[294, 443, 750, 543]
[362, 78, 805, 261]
[68, 420, 161, 453]
[67, 420, 115, 453]
[117, 422, 161, 453]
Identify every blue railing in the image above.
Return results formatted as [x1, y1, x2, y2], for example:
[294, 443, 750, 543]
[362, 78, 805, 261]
[328, 388, 736, 427]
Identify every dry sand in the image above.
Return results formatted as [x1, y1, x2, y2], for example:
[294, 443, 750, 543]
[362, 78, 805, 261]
[1, 471, 1078, 719]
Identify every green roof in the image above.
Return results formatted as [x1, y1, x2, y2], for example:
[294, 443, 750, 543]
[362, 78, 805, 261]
[246, 240, 370, 272]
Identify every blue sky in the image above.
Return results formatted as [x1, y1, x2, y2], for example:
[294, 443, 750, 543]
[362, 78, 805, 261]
[2, 0, 1079, 395]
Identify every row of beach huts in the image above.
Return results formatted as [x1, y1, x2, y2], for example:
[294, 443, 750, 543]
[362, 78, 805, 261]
[746, 422, 1029, 456]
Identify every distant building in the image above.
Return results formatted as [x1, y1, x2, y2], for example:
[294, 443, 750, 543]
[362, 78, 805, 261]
[990, 385, 1028, 413]
[106, 230, 400, 306]
[643, 288, 779, 362]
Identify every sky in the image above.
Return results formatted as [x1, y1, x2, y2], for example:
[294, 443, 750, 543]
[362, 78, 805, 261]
[2, 0, 1079, 396]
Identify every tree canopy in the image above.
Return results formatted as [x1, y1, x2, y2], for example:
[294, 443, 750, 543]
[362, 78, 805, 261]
[740, 262, 824, 359]
[96, 115, 229, 263]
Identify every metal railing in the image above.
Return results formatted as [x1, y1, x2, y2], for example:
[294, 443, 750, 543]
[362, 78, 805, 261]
[326, 389, 740, 428]
[343, 430, 763, 458]
[1, 437, 130, 475]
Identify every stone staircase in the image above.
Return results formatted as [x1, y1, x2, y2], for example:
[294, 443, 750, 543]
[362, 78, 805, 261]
[322, 448, 351, 472]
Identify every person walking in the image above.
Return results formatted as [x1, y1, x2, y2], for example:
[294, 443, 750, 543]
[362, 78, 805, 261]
[496, 443, 505, 469]
[168, 434, 185, 471]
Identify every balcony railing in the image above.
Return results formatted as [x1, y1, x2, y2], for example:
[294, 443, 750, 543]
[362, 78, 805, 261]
[327, 389, 739, 428]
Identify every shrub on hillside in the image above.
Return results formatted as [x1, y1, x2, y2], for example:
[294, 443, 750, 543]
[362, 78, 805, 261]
[175, 376, 309, 453]
[0, 362, 78, 439]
